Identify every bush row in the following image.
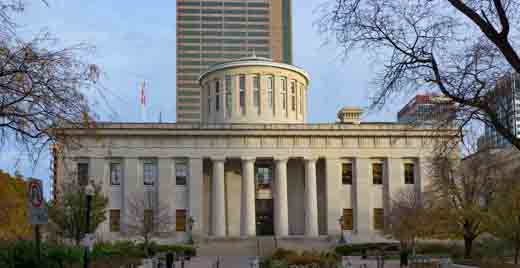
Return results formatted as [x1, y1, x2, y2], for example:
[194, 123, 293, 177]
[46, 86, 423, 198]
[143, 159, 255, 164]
[0, 240, 196, 268]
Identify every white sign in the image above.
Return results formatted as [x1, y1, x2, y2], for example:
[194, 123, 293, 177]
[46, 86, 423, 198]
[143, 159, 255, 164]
[27, 178, 48, 225]
[82, 233, 96, 251]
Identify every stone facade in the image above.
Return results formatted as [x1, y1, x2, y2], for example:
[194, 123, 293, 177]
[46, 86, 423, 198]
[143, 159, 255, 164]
[53, 57, 453, 244]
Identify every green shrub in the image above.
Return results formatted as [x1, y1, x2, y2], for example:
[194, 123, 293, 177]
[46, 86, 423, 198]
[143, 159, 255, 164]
[0, 240, 83, 268]
[335, 243, 399, 256]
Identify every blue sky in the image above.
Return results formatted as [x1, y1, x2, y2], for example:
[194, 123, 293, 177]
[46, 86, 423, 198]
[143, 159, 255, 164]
[1, 0, 411, 198]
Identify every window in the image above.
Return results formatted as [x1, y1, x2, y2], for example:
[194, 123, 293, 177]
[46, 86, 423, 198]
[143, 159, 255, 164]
[281, 77, 287, 111]
[77, 162, 89, 186]
[291, 80, 296, 111]
[299, 84, 304, 114]
[144, 209, 154, 232]
[176, 209, 187, 231]
[143, 160, 157, 186]
[239, 75, 246, 111]
[372, 162, 383, 185]
[342, 163, 353, 185]
[110, 162, 122, 186]
[207, 84, 211, 116]
[110, 209, 120, 232]
[256, 166, 273, 190]
[215, 80, 220, 111]
[253, 75, 260, 110]
[176, 160, 188, 185]
[373, 208, 384, 230]
[342, 209, 353, 230]
[225, 75, 232, 116]
[267, 76, 274, 109]
[404, 163, 415, 184]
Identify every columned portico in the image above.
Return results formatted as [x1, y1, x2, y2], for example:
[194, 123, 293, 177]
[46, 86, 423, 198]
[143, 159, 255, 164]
[212, 157, 226, 237]
[241, 157, 256, 236]
[304, 157, 319, 237]
[274, 157, 289, 237]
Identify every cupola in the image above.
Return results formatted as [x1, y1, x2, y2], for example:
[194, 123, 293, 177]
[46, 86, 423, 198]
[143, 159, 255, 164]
[337, 107, 363, 124]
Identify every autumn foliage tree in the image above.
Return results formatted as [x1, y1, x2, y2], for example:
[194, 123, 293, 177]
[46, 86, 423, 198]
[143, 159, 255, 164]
[0, 170, 32, 241]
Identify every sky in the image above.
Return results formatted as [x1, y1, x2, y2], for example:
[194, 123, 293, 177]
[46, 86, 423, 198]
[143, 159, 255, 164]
[1, 0, 412, 198]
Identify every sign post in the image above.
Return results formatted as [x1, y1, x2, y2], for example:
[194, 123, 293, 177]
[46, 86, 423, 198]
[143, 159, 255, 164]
[27, 178, 48, 266]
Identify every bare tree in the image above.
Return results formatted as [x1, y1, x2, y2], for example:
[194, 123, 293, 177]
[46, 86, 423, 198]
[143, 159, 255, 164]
[125, 192, 175, 257]
[319, 0, 520, 150]
[484, 158, 520, 264]
[0, 0, 100, 160]
[385, 189, 430, 254]
[426, 148, 504, 258]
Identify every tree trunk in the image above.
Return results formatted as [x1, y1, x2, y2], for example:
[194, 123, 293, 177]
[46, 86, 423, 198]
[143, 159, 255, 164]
[515, 243, 519, 265]
[464, 236, 473, 259]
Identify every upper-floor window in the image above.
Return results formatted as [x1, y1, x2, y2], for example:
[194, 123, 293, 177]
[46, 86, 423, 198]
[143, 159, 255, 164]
[239, 74, 246, 111]
[143, 159, 157, 186]
[267, 76, 274, 109]
[176, 160, 188, 186]
[110, 162, 122, 186]
[225, 75, 232, 116]
[291, 80, 296, 111]
[404, 162, 415, 184]
[372, 162, 383, 185]
[253, 75, 260, 110]
[256, 165, 273, 190]
[144, 209, 154, 232]
[77, 161, 89, 186]
[215, 80, 220, 111]
[342, 162, 353, 185]
[281, 77, 287, 111]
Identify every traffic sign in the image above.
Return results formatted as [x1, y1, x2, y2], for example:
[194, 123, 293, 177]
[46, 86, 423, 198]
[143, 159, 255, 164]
[27, 178, 48, 225]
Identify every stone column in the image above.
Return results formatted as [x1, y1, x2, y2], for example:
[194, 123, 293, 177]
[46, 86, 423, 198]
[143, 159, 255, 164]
[241, 157, 256, 236]
[212, 157, 226, 237]
[158, 158, 175, 233]
[325, 157, 342, 236]
[385, 158, 402, 220]
[354, 158, 371, 234]
[304, 158, 319, 237]
[274, 157, 289, 237]
[188, 158, 203, 236]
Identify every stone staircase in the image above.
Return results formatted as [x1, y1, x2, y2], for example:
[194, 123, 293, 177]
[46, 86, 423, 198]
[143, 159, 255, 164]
[195, 236, 334, 257]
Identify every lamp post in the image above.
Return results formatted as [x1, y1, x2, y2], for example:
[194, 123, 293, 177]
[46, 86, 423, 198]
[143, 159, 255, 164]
[338, 216, 345, 244]
[83, 181, 95, 268]
[187, 216, 195, 245]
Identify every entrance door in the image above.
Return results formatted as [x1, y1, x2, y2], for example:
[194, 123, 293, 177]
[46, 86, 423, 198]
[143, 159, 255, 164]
[255, 199, 274, 236]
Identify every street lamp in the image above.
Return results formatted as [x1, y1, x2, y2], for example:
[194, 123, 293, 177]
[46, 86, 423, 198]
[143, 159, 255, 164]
[187, 216, 195, 245]
[83, 181, 95, 268]
[338, 216, 345, 244]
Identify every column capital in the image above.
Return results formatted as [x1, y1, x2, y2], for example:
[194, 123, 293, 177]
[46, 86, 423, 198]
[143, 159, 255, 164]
[303, 156, 318, 162]
[273, 156, 289, 162]
[210, 156, 226, 162]
[240, 156, 256, 162]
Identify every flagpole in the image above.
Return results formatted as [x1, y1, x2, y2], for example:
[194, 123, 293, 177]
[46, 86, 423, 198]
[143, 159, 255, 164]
[140, 81, 147, 122]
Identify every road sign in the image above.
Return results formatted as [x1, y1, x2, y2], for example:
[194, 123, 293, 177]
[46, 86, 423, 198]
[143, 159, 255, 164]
[82, 233, 95, 251]
[27, 178, 48, 225]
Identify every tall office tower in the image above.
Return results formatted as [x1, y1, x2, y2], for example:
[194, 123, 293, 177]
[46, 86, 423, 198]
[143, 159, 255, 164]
[176, 0, 293, 122]
[478, 72, 520, 149]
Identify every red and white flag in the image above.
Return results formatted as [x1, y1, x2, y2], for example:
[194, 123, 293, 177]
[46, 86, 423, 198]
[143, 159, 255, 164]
[140, 81, 147, 122]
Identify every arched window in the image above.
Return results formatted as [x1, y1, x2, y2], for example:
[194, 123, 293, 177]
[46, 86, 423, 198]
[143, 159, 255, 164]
[291, 80, 296, 111]
[281, 77, 287, 112]
[225, 75, 232, 117]
[267, 75, 274, 109]
[239, 74, 246, 112]
[215, 80, 220, 111]
[253, 75, 260, 112]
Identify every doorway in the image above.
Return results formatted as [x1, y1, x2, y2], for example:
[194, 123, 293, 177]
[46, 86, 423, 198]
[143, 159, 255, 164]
[255, 199, 274, 236]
